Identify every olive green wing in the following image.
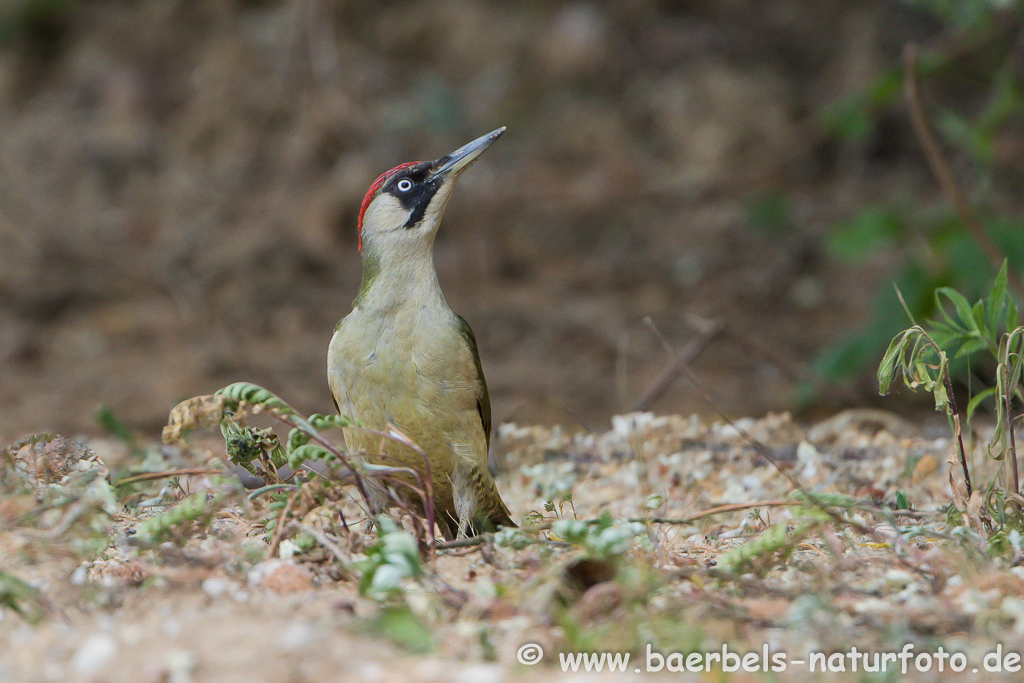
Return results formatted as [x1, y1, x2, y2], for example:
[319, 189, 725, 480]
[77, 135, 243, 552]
[455, 314, 491, 451]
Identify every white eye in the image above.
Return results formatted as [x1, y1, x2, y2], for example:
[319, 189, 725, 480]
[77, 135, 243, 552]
[396, 178, 413, 192]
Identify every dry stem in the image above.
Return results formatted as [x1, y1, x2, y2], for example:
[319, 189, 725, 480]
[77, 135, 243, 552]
[903, 43, 1024, 302]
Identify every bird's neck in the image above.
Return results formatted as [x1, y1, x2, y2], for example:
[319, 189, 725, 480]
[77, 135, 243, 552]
[353, 246, 447, 313]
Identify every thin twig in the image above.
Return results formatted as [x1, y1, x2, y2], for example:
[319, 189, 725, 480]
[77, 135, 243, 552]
[328, 422, 438, 550]
[247, 484, 300, 501]
[114, 468, 223, 486]
[1003, 358, 1019, 497]
[332, 437, 437, 553]
[911, 327, 975, 500]
[291, 522, 353, 576]
[431, 500, 935, 551]
[1005, 336, 1023, 495]
[266, 411, 376, 520]
[1008, 390, 1019, 495]
[384, 424, 436, 556]
[644, 500, 793, 524]
[903, 43, 1024, 302]
[632, 317, 724, 412]
[434, 535, 490, 550]
[266, 488, 301, 560]
[945, 369, 973, 499]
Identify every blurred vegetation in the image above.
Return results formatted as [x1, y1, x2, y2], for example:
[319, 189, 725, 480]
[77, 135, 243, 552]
[879, 262, 1024, 538]
[4, 0, 1024, 434]
[880, 264, 1024, 489]
[812, 0, 1024, 396]
[0, 0, 73, 56]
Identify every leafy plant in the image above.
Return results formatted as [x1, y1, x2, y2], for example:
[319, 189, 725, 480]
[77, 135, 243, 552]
[552, 512, 650, 561]
[0, 570, 47, 624]
[163, 381, 440, 549]
[132, 491, 230, 546]
[358, 518, 424, 600]
[879, 261, 1024, 529]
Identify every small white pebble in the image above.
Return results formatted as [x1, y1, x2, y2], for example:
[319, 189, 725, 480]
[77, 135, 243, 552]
[71, 633, 117, 675]
[851, 598, 891, 614]
[120, 624, 143, 645]
[796, 441, 820, 479]
[165, 649, 197, 683]
[884, 569, 915, 587]
[356, 662, 386, 682]
[201, 577, 229, 598]
[278, 539, 300, 559]
[280, 621, 315, 652]
[162, 616, 183, 638]
[70, 565, 89, 586]
[455, 664, 505, 683]
[1001, 597, 1024, 635]
[248, 559, 285, 587]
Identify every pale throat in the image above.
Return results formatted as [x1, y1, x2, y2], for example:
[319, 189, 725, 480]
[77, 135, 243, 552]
[355, 237, 447, 313]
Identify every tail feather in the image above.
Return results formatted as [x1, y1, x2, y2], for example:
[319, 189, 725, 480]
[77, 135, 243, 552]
[473, 467, 516, 532]
[488, 503, 516, 530]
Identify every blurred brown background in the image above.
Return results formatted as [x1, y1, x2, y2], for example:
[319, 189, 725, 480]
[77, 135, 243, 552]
[0, 0, 1002, 443]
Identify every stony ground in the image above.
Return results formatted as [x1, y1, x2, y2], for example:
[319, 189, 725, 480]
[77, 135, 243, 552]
[2, 5, 1022, 681]
[4, 410, 1024, 682]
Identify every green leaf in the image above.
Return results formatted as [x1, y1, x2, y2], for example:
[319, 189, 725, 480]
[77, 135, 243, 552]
[932, 367, 950, 413]
[371, 606, 434, 654]
[955, 336, 988, 360]
[286, 443, 337, 471]
[1007, 330, 1024, 396]
[972, 300, 988, 339]
[216, 382, 297, 417]
[0, 570, 46, 624]
[988, 260, 1009, 334]
[878, 332, 912, 395]
[934, 287, 979, 334]
[967, 386, 999, 422]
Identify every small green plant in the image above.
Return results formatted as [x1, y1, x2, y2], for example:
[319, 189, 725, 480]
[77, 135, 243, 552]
[132, 491, 230, 546]
[717, 522, 805, 576]
[357, 518, 425, 600]
[520, 463, 577, 527]
[717, 495, 838, 575]
[879, 261, 1024, 529]
[163, 381, 441, 548]
[552, 512, 650, 560]
[0, 570, 47, 624]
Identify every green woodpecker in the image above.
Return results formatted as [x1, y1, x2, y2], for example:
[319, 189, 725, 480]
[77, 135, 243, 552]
[328, 127, 515, 540]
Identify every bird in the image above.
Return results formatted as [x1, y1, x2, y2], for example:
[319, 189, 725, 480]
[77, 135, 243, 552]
[328, 127, 515, 540]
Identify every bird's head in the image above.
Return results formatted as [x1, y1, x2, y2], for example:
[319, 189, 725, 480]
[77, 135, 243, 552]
[357, 127, 505, 255]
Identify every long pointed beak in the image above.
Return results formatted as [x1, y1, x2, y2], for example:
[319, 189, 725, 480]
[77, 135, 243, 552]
[431, 127, 505, 180]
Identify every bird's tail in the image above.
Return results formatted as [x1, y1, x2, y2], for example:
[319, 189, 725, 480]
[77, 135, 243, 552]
[487, 503, 517, 531]
[475, 471, 517, 532]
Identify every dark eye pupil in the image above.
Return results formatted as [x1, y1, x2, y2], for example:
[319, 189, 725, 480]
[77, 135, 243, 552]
[398, 179, 412, 191]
